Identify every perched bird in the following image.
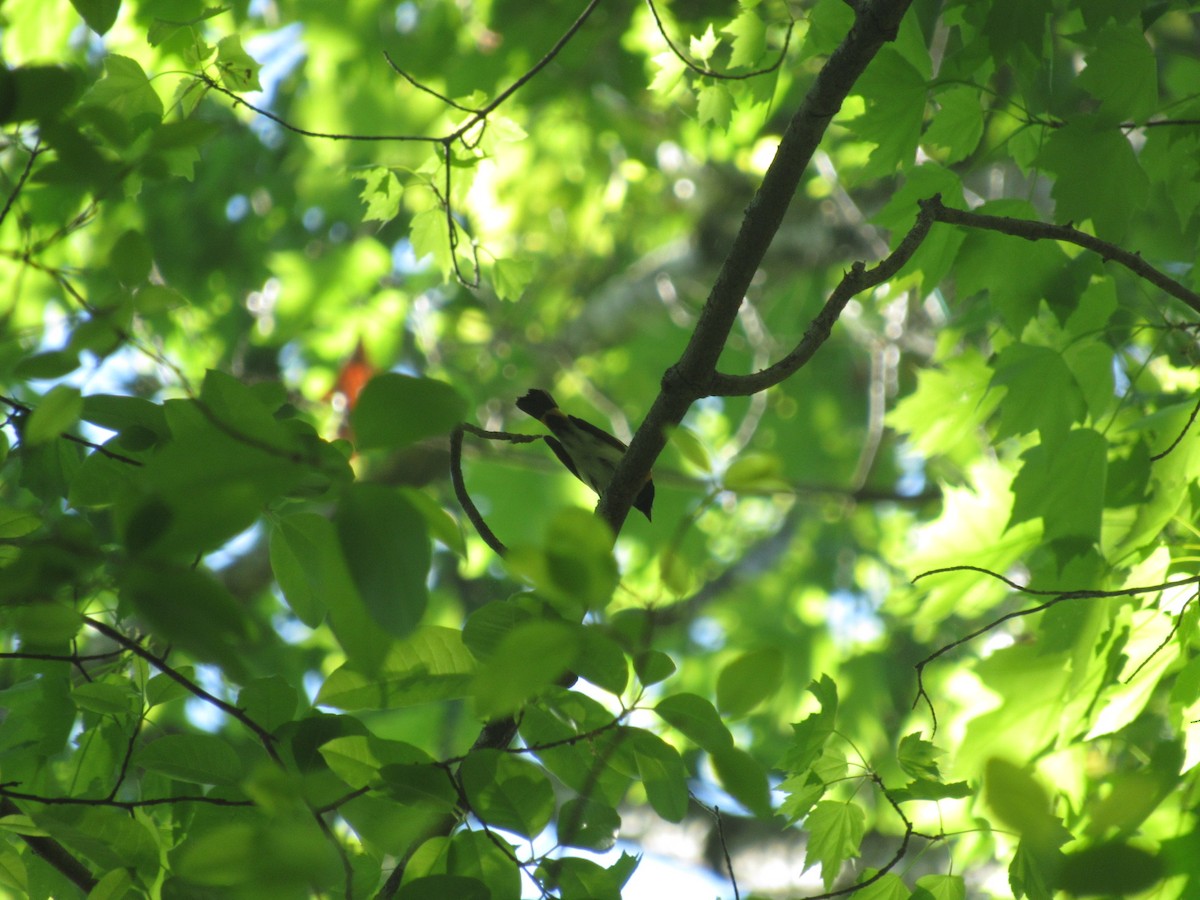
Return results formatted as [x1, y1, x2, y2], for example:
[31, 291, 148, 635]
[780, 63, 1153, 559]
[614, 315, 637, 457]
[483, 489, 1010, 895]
[516, 389, 655, 521]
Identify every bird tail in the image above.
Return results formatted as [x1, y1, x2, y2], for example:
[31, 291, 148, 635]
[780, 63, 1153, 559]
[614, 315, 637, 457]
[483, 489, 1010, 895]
[516, 389, 558, 420]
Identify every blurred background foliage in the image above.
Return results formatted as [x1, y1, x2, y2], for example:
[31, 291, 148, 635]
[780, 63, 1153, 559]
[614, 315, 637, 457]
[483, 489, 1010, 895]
[3, 0, 1200, 897]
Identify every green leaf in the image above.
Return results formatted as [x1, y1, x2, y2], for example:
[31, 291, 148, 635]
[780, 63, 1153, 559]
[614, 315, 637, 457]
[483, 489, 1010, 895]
[991, 344, 1085, 440]
[951, 203, 1073, 331]
[492, 257, 535, 301]
[690, 24, 720, 63]
[711, 745, 772, 817]
[1076, 26, 1158, 122]
[723, 451, 787, 492]
[557, 798, 620, 851]
[544, 507, 619, 611]
[83, 55, 162, 132]
[471, 620, 578, 718]
[805, 800, 866, 890]
[634, 649, 676, 686]
[317, 626, 475, 710]
[460, 750, 555, 838]
[410, 207, 454, 278]
[269, 513, 331, 627]
[121, 562, 252, 679]
[1062, 341, 1115, 422]
[68, 0, 121, 35]
[537, 855, 633, 900]
[23, 385, 82, 445]
[985, 758, 1073, 853]
[723, 9, 767, 69]
[1009, 428, 1108, 544]
[891, 779, 972, 803]
[1010, 839, 1060, 900]
[696, 82, 733, 129]
[111, 229, 152, 285]
[237, 676, 298, 733]
[655, 693, 735, 753]
[505, 509, 619, 615]
[922, 85, 984, 163]
[136, 733, 243, 785]
[887, 351, 1002, 457]
[87, 867, 132, 900]
[575, 626, 628, 695]
[849, 47, 926, 177]
[335, 483, 430, 636]
[216, 35, 261, 91]
[778, 773, 825, 824]
[911, 873, 966, 900]
[133, 284, 186, 314]
[355, 167, 403, 223]
[784, 675, 838, 773]
[318, 734, 431, 789]
[0, 507, 40, 539]
[627, 728, 689, 823]
[7, 603, 82, 647]
[649, 51, 688, 95]
[667, 424, 711, 474]
[0, 65, 83, 124]
[171, 819, 340, 888]
[147, 6, 229, 46]
[377, 762, 458, 810]
[716, 646, 783, 716]
[15, 350, 80, 381]
[462, 599, 533, 661]
[1038, 122, 1149, 240]
[854, 871, 912, 900]
[71, 680, 137, 716]
[351, 373, 466, 452]
[898, 732, 943, 781]
[146, 667, 194, 708]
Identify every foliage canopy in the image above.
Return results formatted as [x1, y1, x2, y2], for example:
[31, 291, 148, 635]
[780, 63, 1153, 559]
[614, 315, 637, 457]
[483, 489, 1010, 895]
[3, 0, 1200, 898]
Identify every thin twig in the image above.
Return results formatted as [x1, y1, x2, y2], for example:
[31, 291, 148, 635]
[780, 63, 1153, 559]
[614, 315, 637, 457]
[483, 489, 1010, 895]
[923, 193, 1200, 317]
[0, 137, 43, 229]
[0, 394, 146, 466]
[1150, 392, 1200, 461]
[709, 805, 740, 900]
[0, 784, 253, 810]
[910, 566, 1200, 732]
[383, 51, 479, 113]
[81, 617, 282, 761]
[645, 0, 795, 81]
[1124, 590, 1198, 683]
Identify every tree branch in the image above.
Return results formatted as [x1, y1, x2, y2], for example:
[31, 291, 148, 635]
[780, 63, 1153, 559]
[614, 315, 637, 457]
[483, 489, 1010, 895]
[910, 566, 1200, 733]
[81, 617, 282, 762]
[598, 0, 916, 533]
[0, 797, 97, 893]
[710, 199, 935, 396]
[922, 193, 1200, 317]
[645, 0, 796, 81]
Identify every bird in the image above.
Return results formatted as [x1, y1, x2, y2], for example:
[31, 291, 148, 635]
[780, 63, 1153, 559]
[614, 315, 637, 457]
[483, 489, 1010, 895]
[516, 389, 655, 521]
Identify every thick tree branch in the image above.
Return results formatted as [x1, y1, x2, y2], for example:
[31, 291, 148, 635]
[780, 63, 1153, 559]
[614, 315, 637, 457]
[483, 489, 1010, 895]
[598, 0, 915, 533]
[0, 797, 97, 892]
